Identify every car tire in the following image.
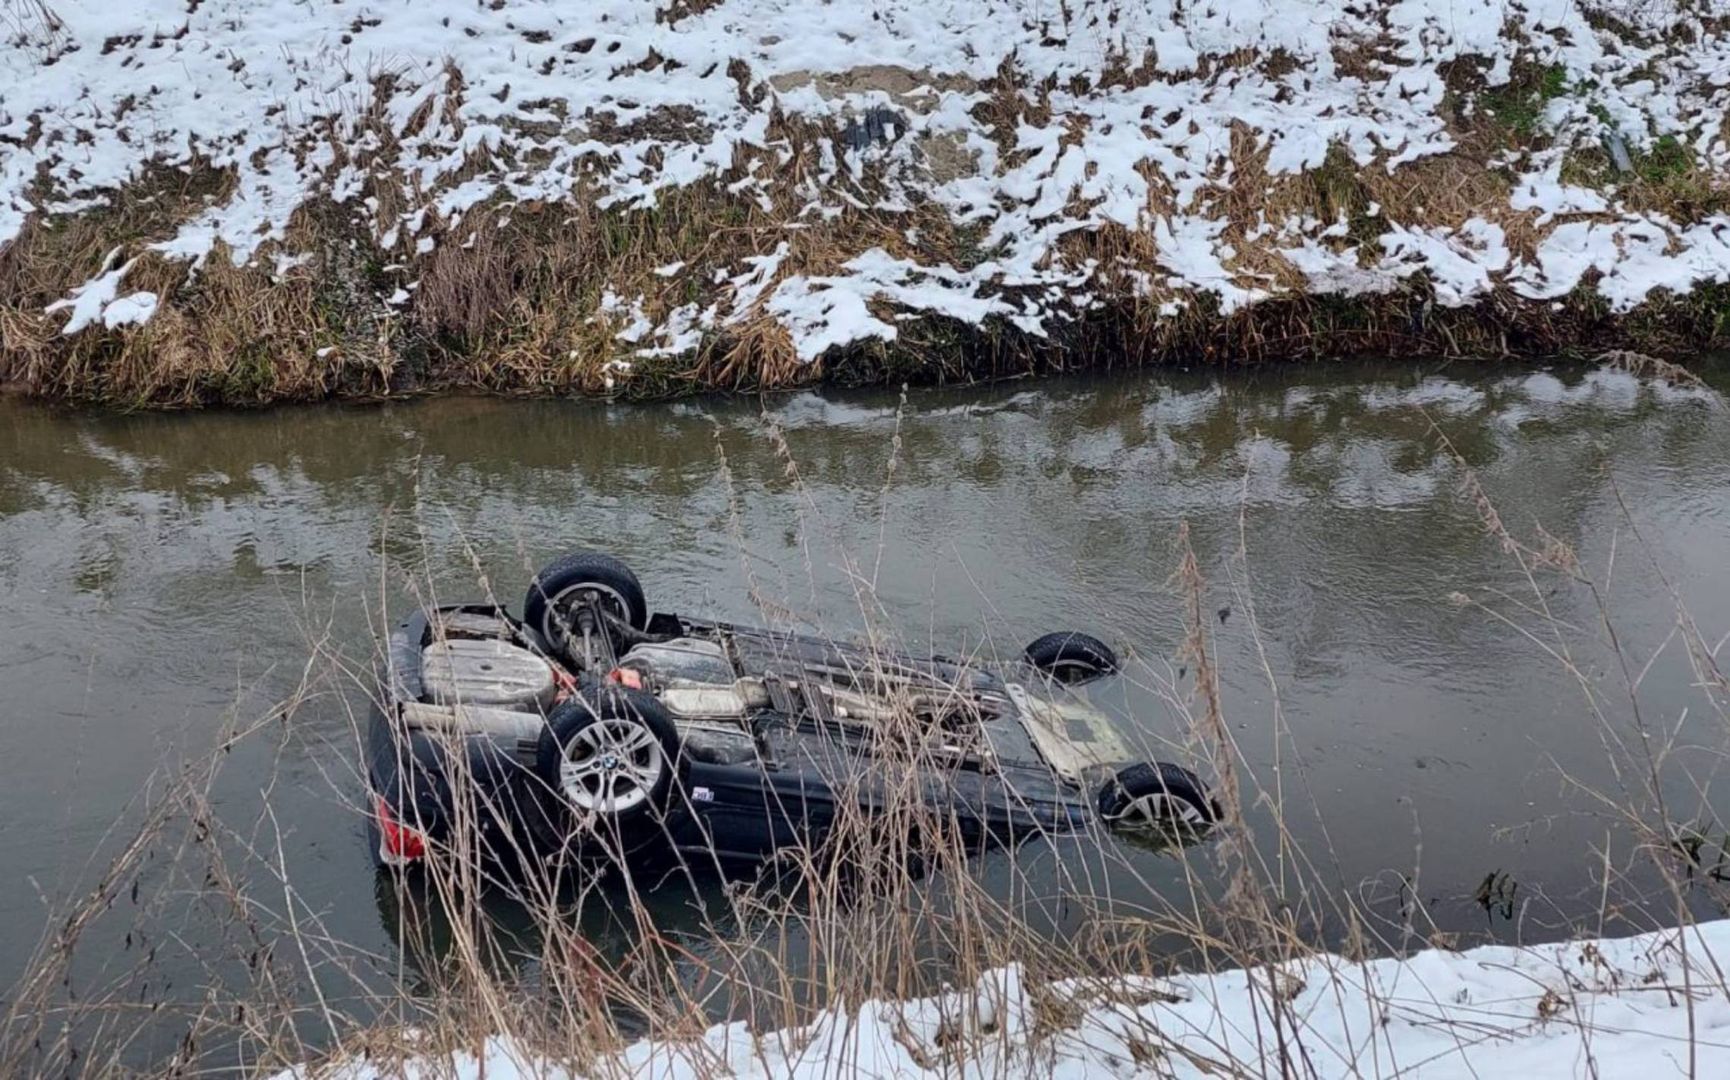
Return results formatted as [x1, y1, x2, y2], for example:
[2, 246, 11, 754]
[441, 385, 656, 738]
[1024, 631, 1119, 684]
[523, 552, 649, 651]
[533, 687, 683, 857]
[1097, 762, 1220, 830]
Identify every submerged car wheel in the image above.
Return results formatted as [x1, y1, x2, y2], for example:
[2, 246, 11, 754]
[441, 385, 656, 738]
[534, 687, 682, 855]
[1098, 762, 1220, 831]
[1024, 631, 1119, 684]
[524, 552, 648, 652]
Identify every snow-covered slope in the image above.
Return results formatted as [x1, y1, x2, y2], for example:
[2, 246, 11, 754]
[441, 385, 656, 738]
[278, 920, 1730, 1078]
[5, 0, 1730, 370]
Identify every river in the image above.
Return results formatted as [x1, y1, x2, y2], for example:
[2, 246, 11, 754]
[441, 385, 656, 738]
[1, 359, 1727, 1064]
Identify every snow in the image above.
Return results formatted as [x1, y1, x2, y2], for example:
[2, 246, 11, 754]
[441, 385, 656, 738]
[98, 291, 160, 328]
[6, 0, 1730, 359]
[40, 246, 149, 335]
[275, 920, 1730, 1078]
[1282, 239, 1399, 297]
[1379, 220, 1509, 307]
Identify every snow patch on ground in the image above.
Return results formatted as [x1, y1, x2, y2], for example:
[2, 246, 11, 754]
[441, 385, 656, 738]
[275, 921, 1730, 1078]
[6, 0, 1730, 361]
[39, 246, 153, 335]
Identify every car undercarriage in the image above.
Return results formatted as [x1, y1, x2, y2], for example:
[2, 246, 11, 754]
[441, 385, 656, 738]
[367, 553, 1219, 875]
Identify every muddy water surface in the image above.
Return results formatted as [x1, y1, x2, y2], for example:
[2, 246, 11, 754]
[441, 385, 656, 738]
[2, 360, 1728, 1055]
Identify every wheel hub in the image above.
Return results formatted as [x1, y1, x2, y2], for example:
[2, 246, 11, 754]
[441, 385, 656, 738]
[544, 583, 631, 646]
[1122, 792, 1204, 828]
[557, 717, 663, 814]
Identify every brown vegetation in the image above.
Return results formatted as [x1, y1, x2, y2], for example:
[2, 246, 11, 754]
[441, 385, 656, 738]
[3, 54, 1728, 408]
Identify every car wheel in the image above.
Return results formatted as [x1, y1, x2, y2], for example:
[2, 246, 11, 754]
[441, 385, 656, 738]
[534, 687, 683, 857]
[524, 552, 648, 654]
[1097, 762, 1220, 831]
[1024, 631, 1119, 684]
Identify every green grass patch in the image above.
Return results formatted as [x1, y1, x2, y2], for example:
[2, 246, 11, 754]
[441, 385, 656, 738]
[1624, 134, 1730, 218]
[1305, 145, 1381, 246]
[1634, 134, 1692, 185]
[1480, 63, 1567, 139]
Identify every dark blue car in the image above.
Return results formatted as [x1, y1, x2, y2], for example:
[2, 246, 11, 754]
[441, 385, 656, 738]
[367, 553, 1218, 875]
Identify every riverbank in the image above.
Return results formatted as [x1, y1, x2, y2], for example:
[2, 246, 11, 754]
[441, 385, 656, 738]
[275, 921, 1730, 1078]
[4, 1, 1730, 405]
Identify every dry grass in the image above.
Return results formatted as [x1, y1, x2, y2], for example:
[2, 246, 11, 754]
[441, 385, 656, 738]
[4, 42, 1729, 408]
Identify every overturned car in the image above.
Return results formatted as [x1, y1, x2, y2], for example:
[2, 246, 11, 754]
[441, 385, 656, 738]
[367, 553, 1219, 873]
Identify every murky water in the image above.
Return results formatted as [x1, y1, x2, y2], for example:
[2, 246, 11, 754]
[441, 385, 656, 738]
[2, 360, 1728, 1059]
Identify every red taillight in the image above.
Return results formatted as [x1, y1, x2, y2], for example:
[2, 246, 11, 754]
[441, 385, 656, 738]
[376, 797, 426, 864]
[606, 667, 644, 690]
